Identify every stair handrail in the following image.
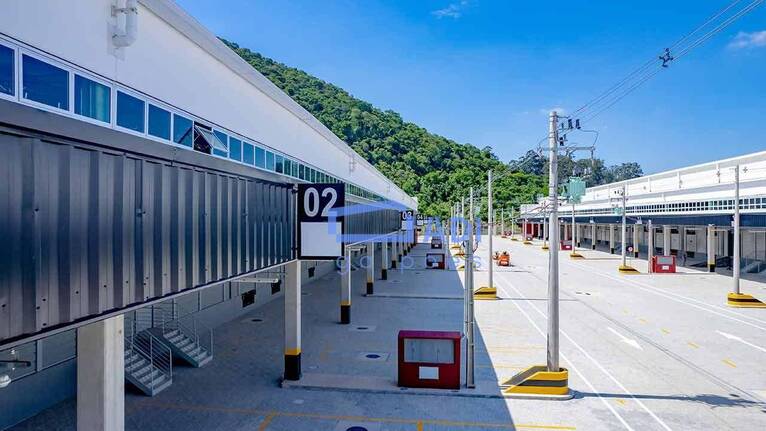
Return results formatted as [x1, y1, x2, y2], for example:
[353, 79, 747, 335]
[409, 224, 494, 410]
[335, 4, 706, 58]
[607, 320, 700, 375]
[130, 331, 173, 392]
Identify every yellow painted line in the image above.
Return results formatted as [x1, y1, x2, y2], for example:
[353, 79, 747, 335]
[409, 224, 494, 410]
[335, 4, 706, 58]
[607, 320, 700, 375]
[661, 328, 670, 335]
[258, 413, 276, 431]
[615, 399, 626, 406]
[722, 359, 737, 368]
[417, 420, 424, 431]
[687, 342, 699, 349]
[133, 401, 575, 430]
[638, 318, 648, 324]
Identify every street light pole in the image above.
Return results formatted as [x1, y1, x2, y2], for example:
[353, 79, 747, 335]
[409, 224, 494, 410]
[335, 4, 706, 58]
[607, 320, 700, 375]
[465, 186, 475, 388]
[547, 111, 560, 373]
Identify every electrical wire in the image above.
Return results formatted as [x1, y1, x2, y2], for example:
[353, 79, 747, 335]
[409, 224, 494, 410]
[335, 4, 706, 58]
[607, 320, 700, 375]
[574, 0, 763, 124]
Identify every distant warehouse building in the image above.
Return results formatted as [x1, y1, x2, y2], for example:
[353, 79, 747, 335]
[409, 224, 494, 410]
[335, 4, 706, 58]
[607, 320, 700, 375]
[0, 1, 415, 429]
[520, 150, 766, 272]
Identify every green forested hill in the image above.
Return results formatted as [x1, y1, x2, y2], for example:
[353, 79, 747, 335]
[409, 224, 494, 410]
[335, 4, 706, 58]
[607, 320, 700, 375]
[223, 40, 641, 218]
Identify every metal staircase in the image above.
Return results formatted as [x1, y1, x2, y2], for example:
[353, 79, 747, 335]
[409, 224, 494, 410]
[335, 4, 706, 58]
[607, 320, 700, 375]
[124, 316, 173, 396]
[144, 302, 214, 368]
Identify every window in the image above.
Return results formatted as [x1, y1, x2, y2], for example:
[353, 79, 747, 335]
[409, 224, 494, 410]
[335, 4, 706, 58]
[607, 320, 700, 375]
[0, 44, 14, 96]
[243, 142, 255, 165]
[148, 104, 171, 140]
[299, 164, 306, 180]
[265, 151, 275, 171]
[291, 160, 298, 177]
[275, 155, 284, 173]
[173, 114, 193, 147]
[22, 54, 68, 110]
[74, 75, 110, 123]
[283, 159, 291, 176]
[229, 137, 242, 161]
[255, 146, 265, 168]
[213, 130, 228, 157]
[116, 91, 145, 132]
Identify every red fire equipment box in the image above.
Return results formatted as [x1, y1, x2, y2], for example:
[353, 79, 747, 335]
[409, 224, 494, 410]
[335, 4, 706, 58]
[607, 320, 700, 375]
[560, 240, 572, 251]
[652, 255, 676, 273]
[431, 237, 443, 249]
[425, 253, 445, 270]
[398, 330, 461, 389]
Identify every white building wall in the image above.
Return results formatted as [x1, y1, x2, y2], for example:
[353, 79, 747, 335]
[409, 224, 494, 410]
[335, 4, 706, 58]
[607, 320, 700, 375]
[0, 0, 415, 208]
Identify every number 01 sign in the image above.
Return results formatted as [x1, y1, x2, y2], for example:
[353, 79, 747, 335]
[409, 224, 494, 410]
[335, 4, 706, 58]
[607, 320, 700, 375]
[297, 183, 345, 259]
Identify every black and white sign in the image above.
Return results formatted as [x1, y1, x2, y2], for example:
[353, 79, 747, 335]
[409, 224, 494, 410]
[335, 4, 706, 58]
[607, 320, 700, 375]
[298, 183, 345, 259]
[416, 213, 425, 226]
[401, 209, 414, 229]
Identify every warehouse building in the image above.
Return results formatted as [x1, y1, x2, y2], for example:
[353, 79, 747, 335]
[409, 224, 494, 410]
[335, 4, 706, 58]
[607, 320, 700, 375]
[0, 1, 415, 429]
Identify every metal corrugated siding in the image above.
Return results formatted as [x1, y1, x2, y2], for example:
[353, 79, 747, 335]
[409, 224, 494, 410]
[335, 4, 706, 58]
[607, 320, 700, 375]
[0, 130, 295, 346]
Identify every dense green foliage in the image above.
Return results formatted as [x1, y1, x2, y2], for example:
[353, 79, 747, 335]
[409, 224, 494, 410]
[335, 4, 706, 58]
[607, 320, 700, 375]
[224, 40, 641, 219]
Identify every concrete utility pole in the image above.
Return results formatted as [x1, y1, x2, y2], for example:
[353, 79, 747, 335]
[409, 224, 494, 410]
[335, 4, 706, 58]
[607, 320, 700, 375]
[571, 202, 576, 250]
[488, 170, 494, 290]
[465, 187, 476, 388]
[733, 165, 741, 295]
[621, 184, 628, 268]
[647, 220, 654, 273]
[501, 208, 505, 236]
[547, 111, 560, 373]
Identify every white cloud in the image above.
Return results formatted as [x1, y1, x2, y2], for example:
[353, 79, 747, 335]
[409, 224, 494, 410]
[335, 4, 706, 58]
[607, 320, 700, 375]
[727, 30, 766, 50]
[432, 1, 471, 19]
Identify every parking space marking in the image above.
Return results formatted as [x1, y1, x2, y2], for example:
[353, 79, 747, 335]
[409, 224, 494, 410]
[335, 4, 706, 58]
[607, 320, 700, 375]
[498, 277, 673, 431]
[565, 260, 766, 331]
[494, 281, 636, 431]
[687, 342, 700, 349]
[258, 412, 276, 431]
[722, 359, 737, 368]
[133, 401, 576, 430]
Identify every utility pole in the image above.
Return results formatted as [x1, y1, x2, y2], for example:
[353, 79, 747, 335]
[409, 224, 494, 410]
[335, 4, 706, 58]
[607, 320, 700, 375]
[501, 208, 505, 236]
[465, 187, 475, 388]
[547, 111, 560, 373]
[733, 165, 740, 295]
[488, 170, 493, 290]
[621, 184, 628, 268]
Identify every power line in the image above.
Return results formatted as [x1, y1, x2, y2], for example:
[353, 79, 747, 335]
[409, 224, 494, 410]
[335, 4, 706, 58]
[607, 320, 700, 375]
[573, 0, 763, 124]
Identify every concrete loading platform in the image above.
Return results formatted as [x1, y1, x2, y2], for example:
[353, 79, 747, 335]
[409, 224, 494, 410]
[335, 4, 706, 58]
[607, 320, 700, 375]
[10, 238, 766, 430]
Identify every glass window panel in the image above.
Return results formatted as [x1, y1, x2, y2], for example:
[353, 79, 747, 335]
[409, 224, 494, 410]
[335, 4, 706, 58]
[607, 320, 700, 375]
[116, 91, 145, 132]
[228, 137, 242, 161]
[255, 146, 265, 168]
[173, 114, 193, 147]
[74, 75, 110, 123]
[22, 54, 69, 110]
[275, 155, 284, 173]
[148, 104, 171, 140]
[283, 159, 291, 176]
[0, 44, 14, 96]
[299, 164, 306, 180]
[213, 130, 228, 157]
[265, 151, 275, 171]
[291, 160, 298, 177]
[243, 142, 255, 165]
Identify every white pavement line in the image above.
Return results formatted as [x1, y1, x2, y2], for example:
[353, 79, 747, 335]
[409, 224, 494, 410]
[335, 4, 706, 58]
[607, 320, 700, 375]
[497, 277, 674, 431]
[493, 283, 636, 431]
[607, 327, 643, 350]
[565, 260, 766, 332]
[716, 330, 766, 354]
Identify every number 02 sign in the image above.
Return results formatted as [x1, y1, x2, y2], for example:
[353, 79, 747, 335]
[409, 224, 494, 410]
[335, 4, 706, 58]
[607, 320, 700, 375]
[298, 183, 345, 259]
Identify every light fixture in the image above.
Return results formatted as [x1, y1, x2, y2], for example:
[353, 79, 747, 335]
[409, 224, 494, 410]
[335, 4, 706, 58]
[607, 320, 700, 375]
[0, 374, 10, 389]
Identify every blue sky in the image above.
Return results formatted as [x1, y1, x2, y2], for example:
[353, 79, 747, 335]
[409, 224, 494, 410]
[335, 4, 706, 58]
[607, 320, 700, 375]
[176, 0, 766, 174]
